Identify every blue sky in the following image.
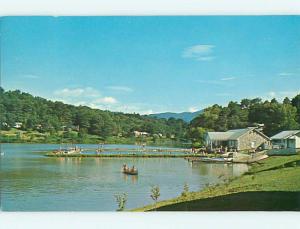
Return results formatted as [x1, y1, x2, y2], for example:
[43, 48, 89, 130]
[1, 16, 300, 114]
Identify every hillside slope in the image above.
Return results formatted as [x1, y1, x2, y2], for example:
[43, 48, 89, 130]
[149, 110, 203, 122]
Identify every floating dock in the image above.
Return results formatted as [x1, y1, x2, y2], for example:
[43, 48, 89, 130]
[45, 152, 200, 158]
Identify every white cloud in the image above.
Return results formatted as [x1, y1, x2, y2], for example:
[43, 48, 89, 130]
[221, 77, 236, 81]
[188, 107, 198, 112]
[182, 44, 215, 61]
[268, 91, 276, 98]
[52, 88, 169, 115]
[279, 91, 299, 97]
[197, 78, 235, 86]
[54, 87, 100, 97]
[106, 86, 133, 92]
[94, 97, 118, 104]
[54, 88, 84, 97]
[88, 103, 155, 115]
[263, 90, 299, 101]
[279, 72, 294, 77]
[196, 56, 215, 61]
[21, 74, 40, 79]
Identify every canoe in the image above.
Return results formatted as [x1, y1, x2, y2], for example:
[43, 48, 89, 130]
[123, 169, 138, 175]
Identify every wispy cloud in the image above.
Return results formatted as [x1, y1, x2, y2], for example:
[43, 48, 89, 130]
[221, 77, 236, 81]
[278, 72, 294, 77]
[94, 97, 118, 104]
[265, 90, 299, 100]
[182, 44, 215, 61]
[21, 74, 40, 79]
[54, 87, 100, 98]
[106, 86, 133, 93]
[278, 91, 299, 97]
[268, 91, 276, 98]
[52, 87, 173, 115]
[196, 56, 215, 61]
[52, 87, 156, 114]
[87, 102, 156, 115]
[197, 78, 236, 86]
[188, 107, 198, 112]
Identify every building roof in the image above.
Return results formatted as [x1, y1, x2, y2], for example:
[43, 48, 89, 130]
[207, 127, 268, 141]
[270, 130, 300, 140]
[226, 128, 255, 140]
[206, 132, 234, 141]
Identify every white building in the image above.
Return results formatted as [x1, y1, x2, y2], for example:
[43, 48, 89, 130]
[205, 127, 270, 152]
[271, 130, 300, 152]
[14, 122, 23, 129]
[133, 131, 149, 137]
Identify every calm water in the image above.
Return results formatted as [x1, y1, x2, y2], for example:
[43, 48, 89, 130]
[0, 144, 249, 211]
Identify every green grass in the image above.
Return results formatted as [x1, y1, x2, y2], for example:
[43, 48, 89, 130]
[133, 154, 300, 211]
[153, 191, 300, 211]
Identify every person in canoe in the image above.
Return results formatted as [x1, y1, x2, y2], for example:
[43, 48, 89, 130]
[122, 164, 138, 175]
[123, 164, 128, 171]
[131, 165, 135, 172]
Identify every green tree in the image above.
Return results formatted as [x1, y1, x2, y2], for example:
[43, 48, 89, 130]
[292, 94, 300, 123]
[150, 185, 160, 210]
[181, 183, 189, 197]
[114, 193, 128, 211]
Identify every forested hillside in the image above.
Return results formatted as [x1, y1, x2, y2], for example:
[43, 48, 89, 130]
[189, 95, 300, 146]
[1, 87, 300, 147]
[0, 88, 188, 143]
[149, 110, 203, 123]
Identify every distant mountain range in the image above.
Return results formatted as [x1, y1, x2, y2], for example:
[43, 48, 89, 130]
[148, 110, 203, 122]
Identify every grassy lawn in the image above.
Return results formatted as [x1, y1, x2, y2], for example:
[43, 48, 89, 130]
[154, 191, 300, 211]
[133, 154, 300, 211]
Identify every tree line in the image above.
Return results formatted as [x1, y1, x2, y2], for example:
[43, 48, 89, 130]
[189, 95, 300, 146]
[0, 88, 188, 141]
[1, 87, 300, 146]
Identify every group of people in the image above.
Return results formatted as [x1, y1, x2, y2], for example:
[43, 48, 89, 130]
[123, 164, 136, 172]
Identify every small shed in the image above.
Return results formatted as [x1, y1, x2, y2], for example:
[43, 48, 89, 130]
[270, 130, 300, 151]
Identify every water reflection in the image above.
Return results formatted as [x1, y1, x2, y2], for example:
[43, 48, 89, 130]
[1, 144, 248, 211]
[123, 174, 138, 184]
[191, 161, 248, 178]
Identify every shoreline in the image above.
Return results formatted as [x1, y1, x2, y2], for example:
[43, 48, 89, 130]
[44, 153, 199, 158]
[0, 141, 189, 149]
[132, 154, 300, 211]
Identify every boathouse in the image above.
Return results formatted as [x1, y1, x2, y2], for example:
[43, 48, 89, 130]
[270, 130, 300, 154]
[205, 127, 271, 152]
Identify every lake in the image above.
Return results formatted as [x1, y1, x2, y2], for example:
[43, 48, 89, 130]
[0, 144, 249, 211]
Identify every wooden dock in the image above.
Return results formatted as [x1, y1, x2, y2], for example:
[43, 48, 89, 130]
[45, 152, 200, 158]
[187, 151, 269, 164]
[77, 147, 191, 153]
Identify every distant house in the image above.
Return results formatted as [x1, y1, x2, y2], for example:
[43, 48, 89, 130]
[14, 122, 23, 129]
[1, 122, 9, 127]
[134, 131, 149, 137]
[35, 124, 42, 130]
[205, 127, 271, 152]
[271, 130, 300, 152]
